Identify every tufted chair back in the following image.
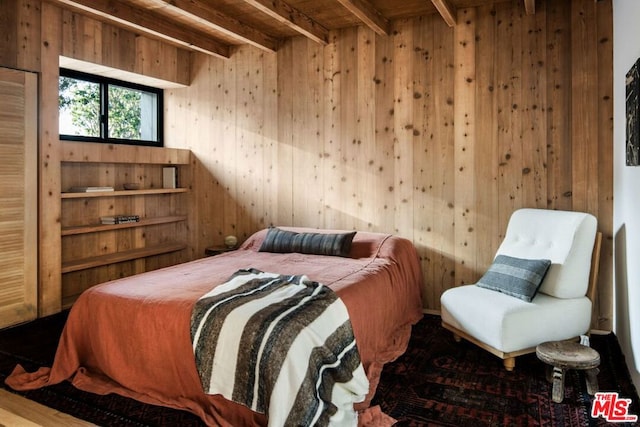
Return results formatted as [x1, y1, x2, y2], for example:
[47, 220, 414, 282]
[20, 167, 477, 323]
[495, 208, 597, 299]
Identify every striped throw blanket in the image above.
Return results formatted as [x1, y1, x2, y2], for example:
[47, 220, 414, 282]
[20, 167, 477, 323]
[190, 269, 369, 426]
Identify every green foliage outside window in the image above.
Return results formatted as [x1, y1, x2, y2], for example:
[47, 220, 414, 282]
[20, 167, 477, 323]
[59, 70, 162, 146]
[108, 85, 142, 140]
[59, 77, 101, 137]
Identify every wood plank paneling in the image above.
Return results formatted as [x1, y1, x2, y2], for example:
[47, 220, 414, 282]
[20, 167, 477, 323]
[571, 0, 599, 215]
[430, 16, 456, 310]
[391, 19, 414, 240]
[0, 1, 196, 314]
[275, 36, 294, 226]
[222, 47, 239, 237]
[595, 0, 614, 329]
[0, 0, 19, 68]
[475, 3, 499, 270]
[18, 0, 42, 71]
[290, 35, 322, 227]
[453, 8, 477, 286]
[233, 45, 253, 238]
[373, 24, 397, 235]
[353, 26, 376, 230]
[321, 31, 343, 228]
[521, 1, 546, 209]
[262, 49, 278, 230]
[3, 0, 611, 326]
[412, 15, 435, 309]
[0, 0, 41, 72]
[163, 47, 279, 257]
[165, 0, 613, 329]
[39, 2, 63, 316]
[60, 9, 189, 86]
[496, 2, 523, 238]
[184, 53, 224, 255]
[545, 0, 572, 211]
[339, 27, 363, 231]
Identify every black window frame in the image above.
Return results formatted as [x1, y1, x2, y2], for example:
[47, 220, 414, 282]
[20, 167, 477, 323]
[59, 68, 164, 147]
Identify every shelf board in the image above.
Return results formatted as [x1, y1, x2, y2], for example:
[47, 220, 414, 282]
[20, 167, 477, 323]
[61, 188, 187, 198]
[62, 216, 187, 236]
[62, 242, 186, 273]
[60, 141, 191, 165]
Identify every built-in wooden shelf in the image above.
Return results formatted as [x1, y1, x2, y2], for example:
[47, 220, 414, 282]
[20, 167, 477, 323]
[61, 242, 186, 273]
[61, 216, 187, 236]
[61, 188, 187, 199]
[59, 146, 192, 306]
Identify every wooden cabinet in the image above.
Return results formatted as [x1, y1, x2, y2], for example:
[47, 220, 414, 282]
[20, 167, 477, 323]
[0, 67, 38, 328]
[59, 141, 192, 308]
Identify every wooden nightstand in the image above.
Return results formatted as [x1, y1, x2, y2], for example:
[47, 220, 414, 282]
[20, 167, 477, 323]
[204, 245, 236, 256]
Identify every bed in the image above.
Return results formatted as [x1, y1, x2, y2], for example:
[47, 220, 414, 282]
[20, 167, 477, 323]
[7, 227, 423, 426]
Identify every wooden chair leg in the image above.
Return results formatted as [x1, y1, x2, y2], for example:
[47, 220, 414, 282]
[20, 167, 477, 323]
[503, 357, 515, 371]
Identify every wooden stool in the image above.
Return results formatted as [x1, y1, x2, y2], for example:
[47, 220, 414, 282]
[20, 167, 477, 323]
[536, 340, 600, 403]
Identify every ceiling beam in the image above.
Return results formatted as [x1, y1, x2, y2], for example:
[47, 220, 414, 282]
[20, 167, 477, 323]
[334, 0, 389, 36]
[52, 0, 230, 58]
[430, 0, 457, 27]
[524, 0, 535, 15]
[241, 0, 329, 45]
[145, 0, 277, 52]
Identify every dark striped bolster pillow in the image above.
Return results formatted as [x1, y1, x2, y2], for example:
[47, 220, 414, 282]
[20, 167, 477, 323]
[259, 227, 356, 257]
[476, 255, 551, 302]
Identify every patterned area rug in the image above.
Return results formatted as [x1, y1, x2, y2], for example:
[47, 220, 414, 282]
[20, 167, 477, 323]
[1, 312, 638, 426]
[371, 315, 640, 427]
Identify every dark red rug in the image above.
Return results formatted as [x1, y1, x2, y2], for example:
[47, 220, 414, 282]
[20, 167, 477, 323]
[1, 312, 638, 426]
[371, 315, 640, 427]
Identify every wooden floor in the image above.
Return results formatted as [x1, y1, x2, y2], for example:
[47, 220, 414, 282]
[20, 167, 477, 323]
[0, 389, 94, 426]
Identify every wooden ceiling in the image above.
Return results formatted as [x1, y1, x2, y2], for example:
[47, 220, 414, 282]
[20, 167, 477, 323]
[51, 0, 535, 59]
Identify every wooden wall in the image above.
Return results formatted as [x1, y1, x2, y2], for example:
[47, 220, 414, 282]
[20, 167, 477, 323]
[165, 47, 279, 255]
[0, 0, 614, 329]
[0, 0, 192, 316]
[165, 0, 614, 330]
[0, 0, 41, 72]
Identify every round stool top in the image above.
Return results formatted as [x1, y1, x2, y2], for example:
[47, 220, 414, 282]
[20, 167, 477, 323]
[536, 340, 600, 370]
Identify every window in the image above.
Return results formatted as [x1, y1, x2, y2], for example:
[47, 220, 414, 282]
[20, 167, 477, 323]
[59, 69, 163, 147]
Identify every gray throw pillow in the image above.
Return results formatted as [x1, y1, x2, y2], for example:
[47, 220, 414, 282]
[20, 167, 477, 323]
[259, 227, 356, 257]
[476, 255, 551, 302]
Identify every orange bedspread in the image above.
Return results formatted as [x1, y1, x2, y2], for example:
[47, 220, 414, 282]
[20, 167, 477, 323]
[6, 228, 423, 426]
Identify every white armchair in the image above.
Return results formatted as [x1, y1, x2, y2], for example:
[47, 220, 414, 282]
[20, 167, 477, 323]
[440, 208, 602, 371]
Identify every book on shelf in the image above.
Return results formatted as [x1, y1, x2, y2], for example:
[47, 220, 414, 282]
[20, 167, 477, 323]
[100, 215, 140, 225]
[68, 186, 115, 193]
[162, 166, 178, 189]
